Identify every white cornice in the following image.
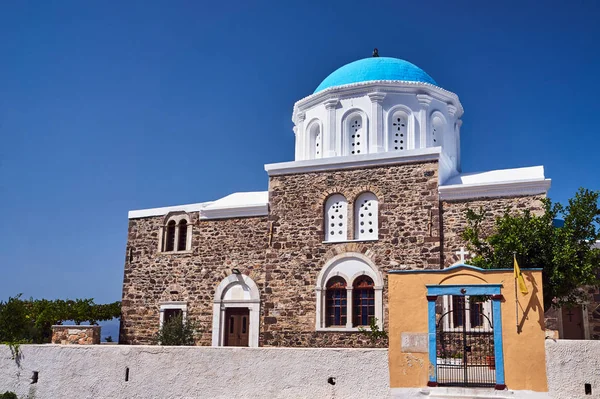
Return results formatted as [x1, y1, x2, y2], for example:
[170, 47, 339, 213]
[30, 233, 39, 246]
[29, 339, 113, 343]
[293, 80, 463, 123]
[439, 179, 552, 201]
[128, 202, 213, 219]
[264, 147, 441, 176]
[200, 204, 268, 220]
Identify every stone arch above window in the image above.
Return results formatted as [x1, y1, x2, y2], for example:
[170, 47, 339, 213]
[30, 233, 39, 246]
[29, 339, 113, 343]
[388, 107, 411, 152]
[324, 193, 348, 242]
[354, 192, 378, 241]
[342, 110, 368, 156]
[315, 253, 383, 331]
[159, 213, 192, 253]
[306, 119, 323, 160]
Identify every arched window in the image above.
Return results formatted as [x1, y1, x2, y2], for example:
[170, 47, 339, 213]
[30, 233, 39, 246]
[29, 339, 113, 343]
[354, 192, 378, 240]
[164, 220, 176, 252]
[325, 277, 347, 327]
[177, 220, 188, 251]
[431, 114, 444, 147]
[353, 276, 375, 327]
[346, 114, 366, 155]
[325, 194, 348, 242]
[160, 214, 191, 253]
[315, 253, 384, 331]
[390, 111, 408, 151]
[307, 121, 322, 160]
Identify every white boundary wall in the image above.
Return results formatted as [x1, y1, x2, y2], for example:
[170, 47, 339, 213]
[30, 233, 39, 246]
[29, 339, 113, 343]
[2, 341, 599, 399]
[0, 345, 389, 399]
[545, 339, 600, 398]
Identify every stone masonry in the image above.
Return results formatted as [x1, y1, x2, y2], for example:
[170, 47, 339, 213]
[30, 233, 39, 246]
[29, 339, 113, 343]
[51, 325, 101, 345]
[120, 160, 545, 347]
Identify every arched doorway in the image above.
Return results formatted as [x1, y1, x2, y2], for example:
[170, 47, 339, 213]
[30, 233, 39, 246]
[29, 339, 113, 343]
[212, 273, 260, 347]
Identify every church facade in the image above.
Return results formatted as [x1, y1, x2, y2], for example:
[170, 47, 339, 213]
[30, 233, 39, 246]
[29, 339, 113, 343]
[119, 56, 550, 347]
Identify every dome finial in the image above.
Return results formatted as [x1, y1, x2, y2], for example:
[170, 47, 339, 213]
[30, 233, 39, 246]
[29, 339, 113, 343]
[372, 48, 379, 57]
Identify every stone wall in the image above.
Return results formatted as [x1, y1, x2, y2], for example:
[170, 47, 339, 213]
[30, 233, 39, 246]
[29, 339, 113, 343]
[51, 325, 100, 345]
[440, 195, 545, 267]
[121, 213, 270, 345]
[121, 158, 550, 348]
[263, 161, 440, 346]
[0, 345, 389, 399]
[586, 287, 600, 339]
[121, 161, 442, 347]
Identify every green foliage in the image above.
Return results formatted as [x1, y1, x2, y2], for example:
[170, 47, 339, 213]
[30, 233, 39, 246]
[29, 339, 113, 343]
[0, 392, 18, 399]
[462, 188, 600, 310]
[358, 317, 388, 344]
[155, 314, 199, 346]
[0, 295, 121, 344]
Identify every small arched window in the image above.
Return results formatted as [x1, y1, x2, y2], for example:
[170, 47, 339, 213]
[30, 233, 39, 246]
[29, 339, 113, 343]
[161, 214, 191, 253]
[307, 122, 322, 160]
[353, 276, 375, 327]
[177, 220, 188, 251]
[164, 220, 176, 252]
[347, 115, 366, 155]
[431, 114, 444, 147]
[354, 192, 378, 240]
[325, 277, 347, 327]
[325, 194, 348, 242]
[390, 112, 408, 151]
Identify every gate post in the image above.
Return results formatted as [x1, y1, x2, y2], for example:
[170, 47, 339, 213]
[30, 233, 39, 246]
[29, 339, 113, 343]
[491, 294, 506, 390]
[426, 295, 438, 387]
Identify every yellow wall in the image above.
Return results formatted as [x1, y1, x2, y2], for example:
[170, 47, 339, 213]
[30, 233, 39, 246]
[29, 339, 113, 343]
[388, 267, 548, 392]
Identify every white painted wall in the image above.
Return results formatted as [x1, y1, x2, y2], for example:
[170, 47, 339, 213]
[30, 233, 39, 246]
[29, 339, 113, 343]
[0, 345, 389, 399]
[2, 340, 597, 399]
[545, 339, 600, 399]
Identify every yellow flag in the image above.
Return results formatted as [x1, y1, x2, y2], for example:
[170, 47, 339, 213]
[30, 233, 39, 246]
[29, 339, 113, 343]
[514, 255, 528, 295]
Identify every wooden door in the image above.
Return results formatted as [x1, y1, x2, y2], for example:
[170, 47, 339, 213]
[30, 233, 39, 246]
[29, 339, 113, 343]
[224, 308, 250, 347]
[562, 306, 585, 339]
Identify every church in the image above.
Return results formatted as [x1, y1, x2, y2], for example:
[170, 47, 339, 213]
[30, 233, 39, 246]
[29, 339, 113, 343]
[119, 53, 551, 347]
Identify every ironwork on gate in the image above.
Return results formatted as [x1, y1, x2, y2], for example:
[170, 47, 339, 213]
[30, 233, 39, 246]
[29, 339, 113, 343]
[436, 296, 495, 387]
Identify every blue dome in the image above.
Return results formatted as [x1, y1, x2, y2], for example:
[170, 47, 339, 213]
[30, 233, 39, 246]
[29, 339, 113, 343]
[314, 57, 437, 94]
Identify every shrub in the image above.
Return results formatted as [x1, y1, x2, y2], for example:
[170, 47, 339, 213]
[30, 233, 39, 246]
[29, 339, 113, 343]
[155, 314, 199, 346]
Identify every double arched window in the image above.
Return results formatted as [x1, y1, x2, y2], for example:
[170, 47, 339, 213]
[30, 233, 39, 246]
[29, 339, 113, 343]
[161, 214, 191, 253]
[324, 192, 378, 242]
[316, 254, 383, 330]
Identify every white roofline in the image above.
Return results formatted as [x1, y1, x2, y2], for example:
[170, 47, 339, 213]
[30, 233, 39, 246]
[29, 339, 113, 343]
[439, 178, 551, 201]
[128, 192, 269, 220]
[264, 147, 442, 176]
[128, 202, 213, 219]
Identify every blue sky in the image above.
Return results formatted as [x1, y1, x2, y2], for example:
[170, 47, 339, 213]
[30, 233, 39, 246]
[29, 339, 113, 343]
[1, 0, 599, 304]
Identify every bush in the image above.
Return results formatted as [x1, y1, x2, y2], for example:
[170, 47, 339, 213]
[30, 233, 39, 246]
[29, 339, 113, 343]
[0, 295, 121, 344]
[155, 314, 199, 346]
[0, 391, 18, 399]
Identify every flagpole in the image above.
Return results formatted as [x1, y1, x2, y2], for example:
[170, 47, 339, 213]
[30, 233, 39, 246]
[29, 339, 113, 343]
[514, 252, 518, 333]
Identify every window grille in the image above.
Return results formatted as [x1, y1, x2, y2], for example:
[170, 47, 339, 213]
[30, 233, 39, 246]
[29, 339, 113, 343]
[353, 276, 375, 326]
[325, 277, 347, 327]
[354, 192, 378, 240]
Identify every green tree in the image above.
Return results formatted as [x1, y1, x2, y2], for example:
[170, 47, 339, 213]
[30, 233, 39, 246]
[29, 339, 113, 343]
[462, 188, 600, 310]
[0, 296, 121, 344]
[155, 314, 199, 346]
